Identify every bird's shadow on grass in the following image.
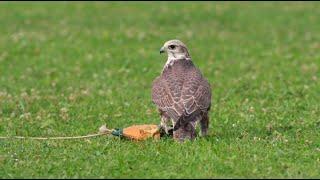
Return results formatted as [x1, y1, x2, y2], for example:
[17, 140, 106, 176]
[158, 130, 222, 143]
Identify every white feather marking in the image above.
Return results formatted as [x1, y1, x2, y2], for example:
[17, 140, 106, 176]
[163, 57, 191, 71]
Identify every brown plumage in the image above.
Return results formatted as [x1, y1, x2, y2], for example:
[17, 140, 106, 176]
[152, 40, 212, 142]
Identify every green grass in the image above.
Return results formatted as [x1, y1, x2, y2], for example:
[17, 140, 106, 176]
[0, 2, 320, 178]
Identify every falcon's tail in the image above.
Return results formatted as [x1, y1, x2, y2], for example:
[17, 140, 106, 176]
[173, 112, 201, 131]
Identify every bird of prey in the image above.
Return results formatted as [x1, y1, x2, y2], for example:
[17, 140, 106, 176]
[152, 40, 212, 142]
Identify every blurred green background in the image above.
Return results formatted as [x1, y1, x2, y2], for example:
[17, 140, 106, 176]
[0, 2, 319, 178]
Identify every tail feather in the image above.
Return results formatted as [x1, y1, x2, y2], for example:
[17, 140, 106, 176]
[173, 111, 201, 131]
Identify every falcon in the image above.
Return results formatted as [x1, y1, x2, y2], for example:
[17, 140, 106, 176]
[152, 40, 212, 142]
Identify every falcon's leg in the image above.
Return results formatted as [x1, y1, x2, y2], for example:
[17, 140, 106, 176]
[173, 122, 196, 142]
[200, 112, 209, 136]
[160, 115, 171, 134]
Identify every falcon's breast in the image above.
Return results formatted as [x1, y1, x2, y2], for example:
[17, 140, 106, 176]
[152, 59, 211, 123]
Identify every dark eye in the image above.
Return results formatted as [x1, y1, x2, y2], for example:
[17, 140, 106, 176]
[168, 45, 176, 50]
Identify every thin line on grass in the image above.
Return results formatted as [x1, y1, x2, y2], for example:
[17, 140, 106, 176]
[0, 133, 108, 140]
[0, 125, 114, 140]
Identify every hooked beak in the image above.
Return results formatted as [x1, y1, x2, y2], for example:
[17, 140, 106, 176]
[160, 46, 165, 54]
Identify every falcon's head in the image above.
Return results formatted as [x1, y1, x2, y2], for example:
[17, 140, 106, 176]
[160, 40, 191, 60]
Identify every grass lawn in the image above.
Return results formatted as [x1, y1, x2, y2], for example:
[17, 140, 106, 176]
[0, 2, 320, 178]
